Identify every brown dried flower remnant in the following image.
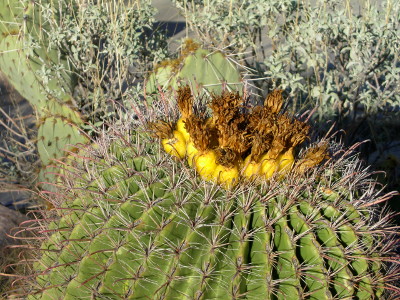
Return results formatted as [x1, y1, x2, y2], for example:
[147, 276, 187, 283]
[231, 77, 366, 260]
[152, 86, 329, 187]
[295, 143, 330, 174]
[209, 91, 242, 128]
[176, 85, 193, 119]
[184, 114, 213, 153]
[264, 89, 284, 114]
[176, 85, 194, 141]
[155, 39, 200, 73]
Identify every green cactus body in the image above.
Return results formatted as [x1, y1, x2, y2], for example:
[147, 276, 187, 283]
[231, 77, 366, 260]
[146, 44, 243, 96]
[24, 129, 397, 299]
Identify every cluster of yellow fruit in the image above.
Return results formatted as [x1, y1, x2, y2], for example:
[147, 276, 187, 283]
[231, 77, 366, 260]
[150, 86, 328, 189]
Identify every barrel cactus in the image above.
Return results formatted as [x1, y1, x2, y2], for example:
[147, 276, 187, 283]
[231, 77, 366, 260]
[11, 87, 400, 299]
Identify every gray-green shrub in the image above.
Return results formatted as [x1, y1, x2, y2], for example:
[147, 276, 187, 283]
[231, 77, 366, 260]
[41, 0, 169, 126]
[174, 0, 400, 123]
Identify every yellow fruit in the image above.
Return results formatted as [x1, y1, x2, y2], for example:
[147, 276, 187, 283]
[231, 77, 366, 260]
[260, 154, 278, 180]
[176, 118, 190, 142]
[195, 150, 218, 180]
[161, 130, 186, 159]
[277, 148, 295, 175]
[242, 155, 261, 179]
[213, 164, 239, 189]
[186, 140, 198, 167]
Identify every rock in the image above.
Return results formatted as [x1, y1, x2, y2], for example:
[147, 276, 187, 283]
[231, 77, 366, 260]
[0, 190, 31, 210]
[0, 204, 28, 248]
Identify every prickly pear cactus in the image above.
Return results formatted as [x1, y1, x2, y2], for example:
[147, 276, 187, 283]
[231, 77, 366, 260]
[15, 88, 399, 299]
[146, 39, 243, 96]
[0, 0, 76, 111]
[37, 116, 87, 166]
[0, 0, 88, 183]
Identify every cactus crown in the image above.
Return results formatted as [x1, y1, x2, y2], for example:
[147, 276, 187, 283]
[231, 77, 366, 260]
[155, 85, 327, 182]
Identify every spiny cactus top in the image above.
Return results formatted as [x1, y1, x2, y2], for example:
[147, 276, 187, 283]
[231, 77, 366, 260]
[10, 87, 400, 299]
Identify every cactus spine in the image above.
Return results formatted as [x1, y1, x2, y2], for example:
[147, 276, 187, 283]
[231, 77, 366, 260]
[9, 86, 398, 299]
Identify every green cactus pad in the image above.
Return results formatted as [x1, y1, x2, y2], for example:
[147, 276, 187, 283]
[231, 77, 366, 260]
[0, 35, 47, 109]
[146, 46, 243, 96]
[37, 116, 87, 166]
[0, 0, 86, 178]
[146, 64, 176, 93]
[23, 128, 398, 299]
[0, 0, 76, 110]
[0, 0, 23, 36]
[179, 48, 242, 93]
[36, 116, 88, 189]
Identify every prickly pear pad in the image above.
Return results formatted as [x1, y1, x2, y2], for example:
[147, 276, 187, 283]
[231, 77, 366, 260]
[14, 106, 399, 299]
[146, 40, 243, 96]
[0, 0, 88, 189]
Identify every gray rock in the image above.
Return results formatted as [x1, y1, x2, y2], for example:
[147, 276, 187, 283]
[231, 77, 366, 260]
[0, 190, 31, 210]
[0, 204, 28, 248]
